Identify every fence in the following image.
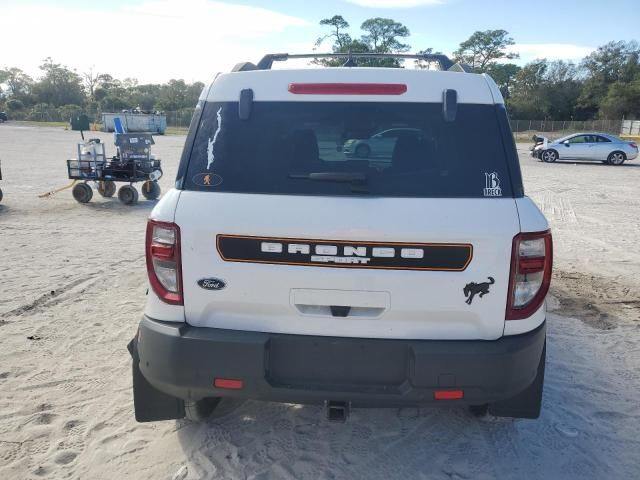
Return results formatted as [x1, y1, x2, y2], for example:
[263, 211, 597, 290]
[621, 120, 640, 136]
[510, 119, 624, 140]
[7, 105, 638, 138]
[5, 105, 193, 130]
[164, 110, 195, 129]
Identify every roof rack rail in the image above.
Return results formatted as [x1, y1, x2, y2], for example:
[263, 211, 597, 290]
[254, 53, 466, 72]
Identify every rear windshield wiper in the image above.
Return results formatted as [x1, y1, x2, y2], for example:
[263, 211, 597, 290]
[289, 172, 367, 184]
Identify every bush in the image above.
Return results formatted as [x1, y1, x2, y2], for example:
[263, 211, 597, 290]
[58, 104, 83, 122]
[6, 99, 25, 111]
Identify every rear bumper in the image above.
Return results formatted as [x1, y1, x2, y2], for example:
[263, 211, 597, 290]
[134, 316, 546, 407]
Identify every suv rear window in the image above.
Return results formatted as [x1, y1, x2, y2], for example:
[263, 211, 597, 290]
[183, 101, 515, 198]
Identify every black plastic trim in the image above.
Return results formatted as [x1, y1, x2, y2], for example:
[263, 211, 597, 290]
[134, 317, 546, 407]
[495, 104, 525, 197]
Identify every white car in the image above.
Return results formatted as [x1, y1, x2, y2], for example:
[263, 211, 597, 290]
[343, 128, 424, 158]
[532, 132, 638, 164]
[129, 53, 552, 423]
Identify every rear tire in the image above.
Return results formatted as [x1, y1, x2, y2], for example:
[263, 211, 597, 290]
[98, 180, 116, 198]
[184, 398, 222, 422]
[72, 183, 93, 203]
[488, 341, 546, 419]
[118, 185, 138, 205]
[541, 150, 558, 163]
[141, 180, 161, 200]
[607, 151, 626, 165]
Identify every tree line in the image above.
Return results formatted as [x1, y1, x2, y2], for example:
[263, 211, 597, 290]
[0, 58, 204, 122]
[314, 15, 639, 120]
[1, 17, 638, 122]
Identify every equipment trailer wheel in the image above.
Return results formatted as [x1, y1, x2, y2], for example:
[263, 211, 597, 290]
[118, 185, 139, 205]
[72, 183, 93, 203]
[98, 180, 116, 198]
[141, 180, 161, 200]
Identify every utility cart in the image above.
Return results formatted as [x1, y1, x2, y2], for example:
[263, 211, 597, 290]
[66, 133, 163, 205]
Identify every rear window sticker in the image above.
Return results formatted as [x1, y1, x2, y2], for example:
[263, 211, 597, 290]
[193, 172, 223, 187]
[207, 107, 223, 170]
[483, 172, 502, 197]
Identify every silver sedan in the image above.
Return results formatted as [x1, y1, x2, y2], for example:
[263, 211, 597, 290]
[343, 128, 423, 159]
[532, 132, 638, 165]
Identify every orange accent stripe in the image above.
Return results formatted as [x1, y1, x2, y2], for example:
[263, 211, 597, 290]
[215, 235, 473, 272]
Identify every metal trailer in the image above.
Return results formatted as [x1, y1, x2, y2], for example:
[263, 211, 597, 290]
[66, 133, 163, 205]
[102, 113, 167, 135]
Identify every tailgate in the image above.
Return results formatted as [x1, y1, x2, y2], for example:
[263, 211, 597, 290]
[175, 192, 519, 340]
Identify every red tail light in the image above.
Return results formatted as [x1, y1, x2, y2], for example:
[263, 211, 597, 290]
[146, 220, 183, 305]
[214, 378, 243, 390]
[506, 231, 552, 320]
[629, 142, 638, 149]
[288, 83, 407, 95]
[434, 390, 464, 400]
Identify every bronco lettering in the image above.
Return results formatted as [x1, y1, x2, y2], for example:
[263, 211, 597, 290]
[219, 235, 472, 271]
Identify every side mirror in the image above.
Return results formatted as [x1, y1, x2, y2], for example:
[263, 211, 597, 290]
[442, 89, 457, 122]
[563, 140, 570, 146]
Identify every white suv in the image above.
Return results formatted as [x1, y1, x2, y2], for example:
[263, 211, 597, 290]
[128, 53, 552, 422]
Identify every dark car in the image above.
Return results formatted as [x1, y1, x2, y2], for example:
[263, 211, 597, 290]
[0, 112, 8, 123]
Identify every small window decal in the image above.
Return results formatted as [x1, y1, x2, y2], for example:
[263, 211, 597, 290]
[483, 172, 502, 197]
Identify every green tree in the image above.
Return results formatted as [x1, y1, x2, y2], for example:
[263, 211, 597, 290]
[453, 30, 518, 71]
[508, 60, 550, 119]
[33, 58, 84, 107]
[540, 61, 583, 119]
[578, 41, 640, 118]
[315, 15, 411, 67]
[598, 78, 640, 119]
[83, 68, 101, 99]
[6, 98, 25, 111]
[507, 59, 585, 120]
[0, 67, 34, 104]
[360, 17, 410, 53]
[316, 15, 352, 51]
[484, 63, 521, 99]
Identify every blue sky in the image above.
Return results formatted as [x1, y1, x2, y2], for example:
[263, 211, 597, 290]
[1, 0, 638, 83]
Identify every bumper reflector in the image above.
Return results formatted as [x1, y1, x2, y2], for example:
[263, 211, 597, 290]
[214, 378, 243, 390]
[434, 389, 464, 400]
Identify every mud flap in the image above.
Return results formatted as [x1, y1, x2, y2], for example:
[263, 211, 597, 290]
[128, 337, 185, 422]
[488, 341, 546, 419]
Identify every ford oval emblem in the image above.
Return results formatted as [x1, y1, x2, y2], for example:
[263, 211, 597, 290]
[198, 278, 226, 291]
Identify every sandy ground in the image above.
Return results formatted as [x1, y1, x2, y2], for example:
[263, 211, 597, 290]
[1, 125, 639, 480]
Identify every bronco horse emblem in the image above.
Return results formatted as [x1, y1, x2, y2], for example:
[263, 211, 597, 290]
[463, 277, 495, 304]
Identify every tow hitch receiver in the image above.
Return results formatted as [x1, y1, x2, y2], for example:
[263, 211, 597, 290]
[325, 400, 351, 422]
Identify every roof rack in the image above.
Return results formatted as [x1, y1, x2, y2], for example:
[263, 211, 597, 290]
[232, 53, 472, 73]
